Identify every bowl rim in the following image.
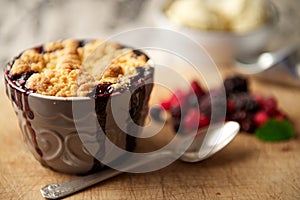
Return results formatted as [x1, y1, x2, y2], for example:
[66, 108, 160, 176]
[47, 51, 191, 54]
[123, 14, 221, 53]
[4, 65, 154, 102]
[154, 0, 279, 37]
[4, 41, 154, 102]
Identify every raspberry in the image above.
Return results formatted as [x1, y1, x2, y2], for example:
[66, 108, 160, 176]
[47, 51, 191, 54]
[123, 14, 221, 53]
[172, 89, 188, 107]
[252, 93, 264, 108]
[263, 97, 277, 116]
[275, 112, 286, 120]
[227, 100, 235, 113]
[199, 115, 210, 128]
[160, 100, 171, 111]
[184, 109, 200, 131]
[254, 111, 269, 126]
[190, 80, 205, 97]
[160, 89, 188, 111]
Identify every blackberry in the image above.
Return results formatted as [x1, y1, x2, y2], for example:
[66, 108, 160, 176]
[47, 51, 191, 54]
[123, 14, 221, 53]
[224, 76, 248, 95]
[240, 114, 257, 133]
[199, 89, 226, 120]
[173, 118, 182, 133]
[229, 110, 247, 122]
[170, 105, 182, 119]
[228, 92, 259, 112]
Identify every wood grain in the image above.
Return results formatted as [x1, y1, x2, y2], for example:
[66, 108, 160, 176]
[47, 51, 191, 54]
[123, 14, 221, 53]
[0, 68, 300, 200]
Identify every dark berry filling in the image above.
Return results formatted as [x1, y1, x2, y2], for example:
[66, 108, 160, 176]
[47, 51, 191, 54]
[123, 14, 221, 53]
[88, 82, 114, 98]
[7, 70, 35, 92]
[33, 46, 45, 54]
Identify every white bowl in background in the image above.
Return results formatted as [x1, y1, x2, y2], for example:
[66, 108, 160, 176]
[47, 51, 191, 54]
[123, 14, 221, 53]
[151, 0, 279, 65]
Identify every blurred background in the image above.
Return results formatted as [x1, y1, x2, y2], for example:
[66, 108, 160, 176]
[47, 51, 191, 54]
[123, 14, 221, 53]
[0, 0, 299, 66]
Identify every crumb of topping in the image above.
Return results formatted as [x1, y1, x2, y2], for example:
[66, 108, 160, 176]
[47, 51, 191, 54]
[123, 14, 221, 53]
[44, 42, 63, 52]
[99, 50, 148, 84]
[9, 39, 150, 97]
[103, 66, 124, 78]
[10, 49, 45, 76]
[10, 60, 30, 76]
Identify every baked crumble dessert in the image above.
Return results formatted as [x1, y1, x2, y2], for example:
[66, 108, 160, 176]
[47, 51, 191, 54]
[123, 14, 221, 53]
[4, 39, 154, 173]
[7, 39, 152, 97]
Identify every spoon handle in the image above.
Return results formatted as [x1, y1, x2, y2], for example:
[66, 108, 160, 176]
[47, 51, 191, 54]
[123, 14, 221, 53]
[40, 151, 173, 199]
[40, 167, 123, 199]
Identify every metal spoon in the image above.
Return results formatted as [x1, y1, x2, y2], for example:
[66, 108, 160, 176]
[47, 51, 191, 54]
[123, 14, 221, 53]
[40, 121, 240, 199]
[235, 44, 299, 75]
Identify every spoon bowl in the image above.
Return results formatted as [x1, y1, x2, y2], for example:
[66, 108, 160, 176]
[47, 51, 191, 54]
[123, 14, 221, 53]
[235, 44, 299, 74]
[235, 44, 300, 87]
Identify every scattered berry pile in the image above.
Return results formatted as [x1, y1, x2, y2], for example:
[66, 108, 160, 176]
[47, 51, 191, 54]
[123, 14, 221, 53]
[154, 76, 289, 134]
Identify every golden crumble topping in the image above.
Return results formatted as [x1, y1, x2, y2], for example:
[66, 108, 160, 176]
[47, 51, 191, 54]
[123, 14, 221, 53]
[9, 39, 150, 97]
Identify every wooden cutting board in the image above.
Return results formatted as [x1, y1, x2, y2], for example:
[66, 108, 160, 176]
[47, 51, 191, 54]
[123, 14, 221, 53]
[1, 68, 300, 200]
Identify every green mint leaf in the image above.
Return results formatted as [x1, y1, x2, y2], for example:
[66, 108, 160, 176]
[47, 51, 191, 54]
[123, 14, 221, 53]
[255, 119, 294, 142]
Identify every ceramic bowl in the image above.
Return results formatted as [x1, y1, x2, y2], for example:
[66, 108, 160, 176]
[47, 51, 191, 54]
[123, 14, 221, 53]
[4, 42, 154, 174]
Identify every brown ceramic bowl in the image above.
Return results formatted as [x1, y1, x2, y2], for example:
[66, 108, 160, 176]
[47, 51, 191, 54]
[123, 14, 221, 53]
[4, 39, 154, 174]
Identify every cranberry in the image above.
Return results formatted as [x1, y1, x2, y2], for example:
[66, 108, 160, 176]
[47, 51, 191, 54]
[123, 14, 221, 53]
[254, 111, 269, 126]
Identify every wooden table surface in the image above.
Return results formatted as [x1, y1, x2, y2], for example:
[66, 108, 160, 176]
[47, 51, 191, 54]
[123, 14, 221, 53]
[1, 68, 300, 200]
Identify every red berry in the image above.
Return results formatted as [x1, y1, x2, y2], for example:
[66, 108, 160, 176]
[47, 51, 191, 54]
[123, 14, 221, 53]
[263, 97, 277, 116]
[184, 109, 200, 131]
[227, 100, 235, 113]
[199, 115, 210, 128]
[275, 112, 286, 120]
[190, 80, 205, 97]
[160, 100, 171, 111]
[252, 93, 264, 108]
[172, 89, 188, 107]
[254, 111, 269, 126]
[161, 89, 188, 110]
